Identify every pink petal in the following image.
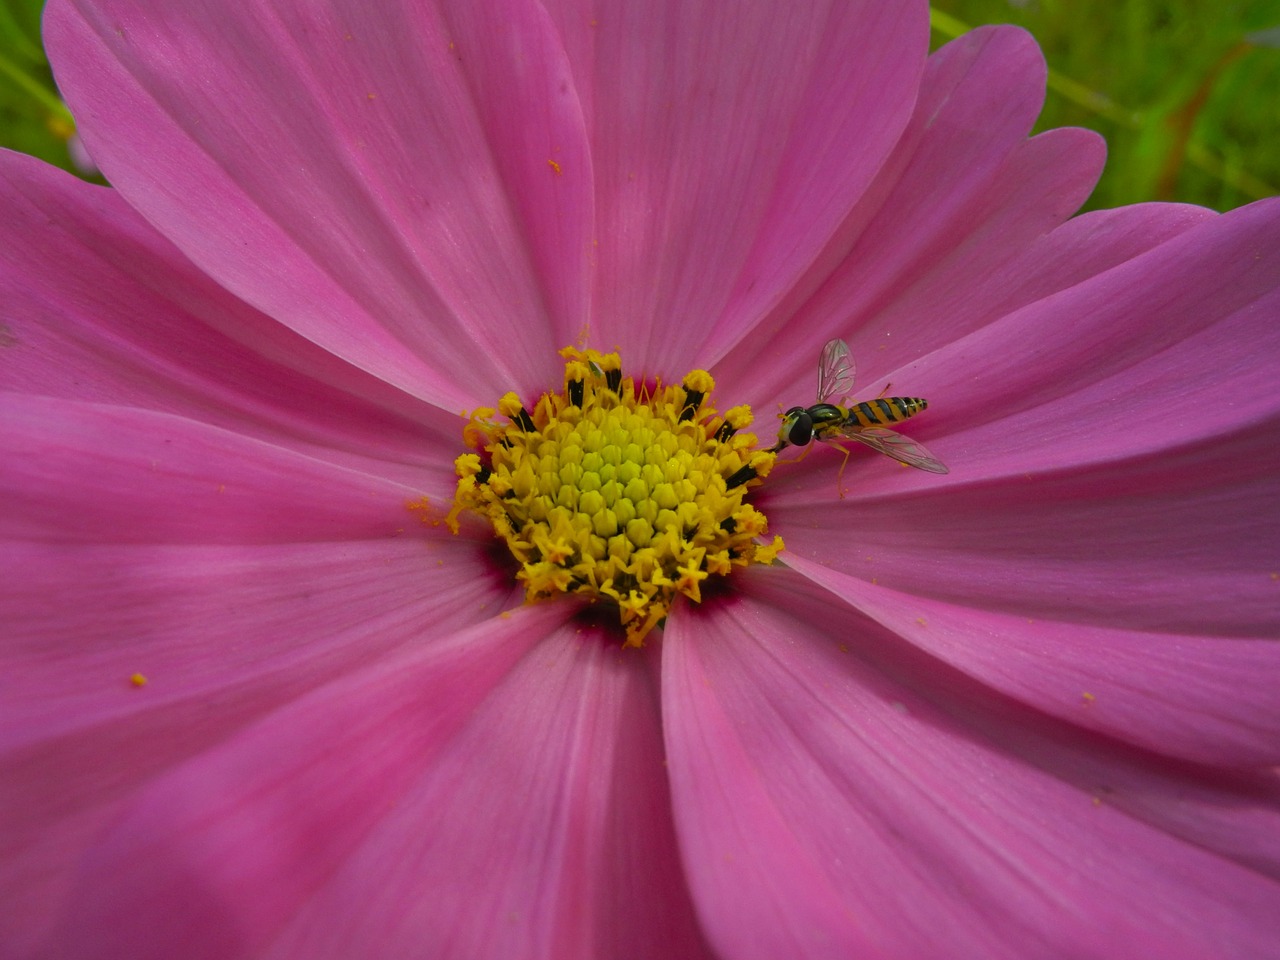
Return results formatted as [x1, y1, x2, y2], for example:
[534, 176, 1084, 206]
[663, 574, 1280, 959]
[768, 397, 1280, 768]
[715, 25, 1112, 404]
[783, 553, 1280, 767]
[0, 393, 438, 544]
[770, 418, 1278, 635]
[0, 388, 507, 951]
[44, 0, 596, 405]
[541, 0, 927, 370]
[1, 535, 507, 743]
[0, 152, 460, 482]
[803, 196, 1210, 405]
[915, 199, 1280, 475]
[0, 389, 466, 758]
[760, 197, 1280, 500]
[0, 533, 508, 955]
[39, 611, 712, 960]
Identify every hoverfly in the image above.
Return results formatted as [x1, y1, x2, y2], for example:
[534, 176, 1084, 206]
[769, 338, 948, 479]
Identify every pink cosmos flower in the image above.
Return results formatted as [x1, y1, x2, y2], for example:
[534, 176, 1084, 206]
[3, 0, 1280, 957]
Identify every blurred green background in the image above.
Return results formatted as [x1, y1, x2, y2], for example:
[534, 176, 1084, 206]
[2, 0, 1278, 210]
[931, 1, 1280, 211]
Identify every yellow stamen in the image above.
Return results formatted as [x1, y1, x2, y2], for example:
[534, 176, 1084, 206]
[444, 347, 782, 645]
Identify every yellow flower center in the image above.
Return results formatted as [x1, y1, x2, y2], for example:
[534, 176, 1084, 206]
[446, 347, 782, 646]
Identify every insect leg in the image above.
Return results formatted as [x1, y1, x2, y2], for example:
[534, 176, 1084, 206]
[793, 442, 821, 465]
[835, 444, 854, 498]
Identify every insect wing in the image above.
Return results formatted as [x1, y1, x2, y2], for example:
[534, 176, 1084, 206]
[815, 338, 855, 405]
[831, 425, 949, 474]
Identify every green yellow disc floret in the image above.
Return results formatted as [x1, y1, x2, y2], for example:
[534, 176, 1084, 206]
[446, 346, 781, 646]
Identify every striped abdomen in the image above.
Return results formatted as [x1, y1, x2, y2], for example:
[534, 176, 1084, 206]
[844, 397, 927, 428]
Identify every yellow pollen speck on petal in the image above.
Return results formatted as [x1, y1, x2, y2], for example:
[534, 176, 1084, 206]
[130, 673, 148, 688]
[440, 346, 781, 645]
[548, 159, 563, 175]
[405, 496, 442, 527]
[1082, 691, 1097, 705]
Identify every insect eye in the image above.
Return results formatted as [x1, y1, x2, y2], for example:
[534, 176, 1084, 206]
[786, 411, 813, 446]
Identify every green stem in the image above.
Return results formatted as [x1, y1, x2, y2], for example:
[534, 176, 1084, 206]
[0, 51, 74, 125]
